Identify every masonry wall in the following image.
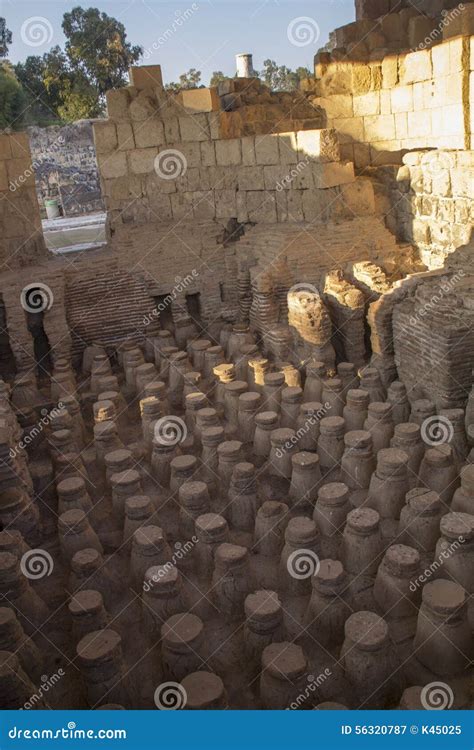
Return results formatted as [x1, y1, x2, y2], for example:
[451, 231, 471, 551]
[393, 149, 474, 268]
[93, 102, 364, 230]
[311, 35, 473, 167]
[0, 132, 47, 268]
[28, 121, 104, 217]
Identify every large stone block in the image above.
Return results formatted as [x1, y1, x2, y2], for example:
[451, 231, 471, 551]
[241, 136, 256, 165]
[313, 94, 354, 119]
[192, 191, 216, 220]
[312, 161, 355, 189]
[93, 121, 117, 154]
[339, 178, 375, 215]
[443, 4, 474, 39]
[390, 85, 413, 113]
[407, 110, 432, 138]
[133, 120, 165, 148]
[215, 139, 242, 166]
[0, 135, 12, 160]
[215, 189, 237, 218]
[130, 92, 157, 121]
[255, 135, 280, 165]
[352, 64, 372, 94]
[97, 151, 128, 179]
[363, 114, 396, 141]
[178, 88, 220, 113]
[296, 129, 340, 162]
[106, 88, 131, 120]
[238, 166, 265, 191]
[116, 123, 135, 151]
[0, 161, 8, 191]
[200, 141, 216, 167]
[246, 190, 277, 222]
[179, 114, 210, 142]
[10, 132, 30, 159]
[355, 0, 390, 19]
[332, 117, 365, 144]
[353, 91, 381, 116]
[164, 118, 180, 144]
[431, 40, 450, 79]
[7, 158, 35, 187]
[382, 55, 399, 89]
[129, 65, 163, 90]
[129, 148, 158, 174]
[276, 133, 298, 164]
[399, 49, 432, 84]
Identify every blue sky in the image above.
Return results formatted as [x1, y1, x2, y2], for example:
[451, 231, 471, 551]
[5, 0, 355, 84]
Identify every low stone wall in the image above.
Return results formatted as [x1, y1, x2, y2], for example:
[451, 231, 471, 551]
[0, 132, 47, 267]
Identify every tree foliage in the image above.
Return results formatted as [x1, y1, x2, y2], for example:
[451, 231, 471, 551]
[0, 18, 12, 59]
[0, 63, 26, 130]
[10, 7, 142, 125]
[62, 7, 142, 96]
[165, 68, 202, 92]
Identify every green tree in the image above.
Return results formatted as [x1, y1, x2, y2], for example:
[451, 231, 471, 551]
[0, 18, 12, 58]
[62, 7, 142, 96]
[0, 63, 26, 129]
[165, 68, 202, 92]
[15, 54, 62, 124]
[210, 70, 230, 87]
[259, 59, 311, 92]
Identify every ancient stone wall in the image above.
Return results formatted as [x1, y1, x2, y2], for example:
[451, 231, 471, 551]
[0, 132, 47, 268]
[28, 121, 104, 217]
[310, 33, 473, 167]
[394, 150, 474, 268]
[93, 70, 363, 231]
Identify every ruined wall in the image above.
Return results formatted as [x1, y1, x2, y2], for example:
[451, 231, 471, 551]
[310, 34, 473, 167]
[0, 132, 47, 268]
[28, 121, 104, 217]
[394, 150, 474, 268]
[93, 65, 365, 231]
